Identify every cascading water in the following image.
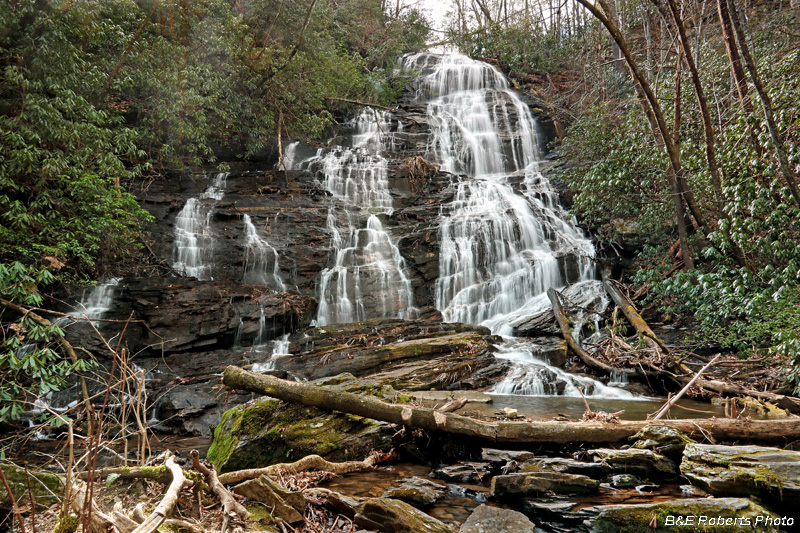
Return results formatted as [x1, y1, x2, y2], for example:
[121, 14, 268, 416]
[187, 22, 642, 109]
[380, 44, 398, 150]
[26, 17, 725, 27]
[242, 214, 286, 290]
[404, 53, 630, 398]
[172, 172, 229, 280]
[291, 109, 416, 326]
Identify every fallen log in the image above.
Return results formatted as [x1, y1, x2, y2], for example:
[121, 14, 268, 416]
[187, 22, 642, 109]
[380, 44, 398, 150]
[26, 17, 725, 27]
[223, 366, 800, 443]
[547, 288, 634, 377]
[131, 454, 186, 533]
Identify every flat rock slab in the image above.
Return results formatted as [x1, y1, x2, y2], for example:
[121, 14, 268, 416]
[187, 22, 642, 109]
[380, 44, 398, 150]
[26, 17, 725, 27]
[490, 471, 599, 498]
[681, 443, 800, 505]
[588, 497, 782, 533]
[382, 477, 448, 508]
[481, 448, 536, 464]
[521, 457, 611, 478]
[432, 462, 492, 484]
[588, 448, 677, 478]
[459, 504, 535, 532]
[353, 498, 452, 533]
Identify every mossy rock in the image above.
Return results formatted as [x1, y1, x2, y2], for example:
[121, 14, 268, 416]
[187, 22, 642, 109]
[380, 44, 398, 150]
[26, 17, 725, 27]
[590, 497, 779, 533]
[588, 448, 678, 478]
[630, 425, 694, 455]
[1, 464, 63, 513]
[207, 396, 394, 472]
[680, 443, 800, 506]
[353, 498, 452, 533]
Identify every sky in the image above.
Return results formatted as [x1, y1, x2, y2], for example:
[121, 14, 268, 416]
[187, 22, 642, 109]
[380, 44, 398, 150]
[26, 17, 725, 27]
[398, 0, 453, 35]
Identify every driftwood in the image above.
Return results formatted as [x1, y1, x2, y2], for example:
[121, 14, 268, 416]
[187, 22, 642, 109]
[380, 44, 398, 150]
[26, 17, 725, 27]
[131, 504, 202, 533]
[601, 271, 669, 355]
[72, 484, 117, 533]
[130, 455, 186, 533]
[547, 288, 635, 377]
[651, 354, 722, 420]
[190, 450, 250, 521]
[438, 397, 469, 413]
[218, 453, 382, 485]
[223, 366, 800, 443]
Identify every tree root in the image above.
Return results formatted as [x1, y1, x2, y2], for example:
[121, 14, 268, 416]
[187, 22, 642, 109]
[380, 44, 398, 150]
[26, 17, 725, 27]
[218, 451, 390, 485]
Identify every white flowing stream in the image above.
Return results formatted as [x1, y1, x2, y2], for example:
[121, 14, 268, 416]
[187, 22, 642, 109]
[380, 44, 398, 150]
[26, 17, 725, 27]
[403, 53, 632, 398]
[289, 109, 417, 326]
[172, 172, 229, 280]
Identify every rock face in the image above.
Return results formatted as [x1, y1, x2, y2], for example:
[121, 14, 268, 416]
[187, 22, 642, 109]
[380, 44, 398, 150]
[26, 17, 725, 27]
[459, 504, 535, 532]
[680, 443, 800, 506]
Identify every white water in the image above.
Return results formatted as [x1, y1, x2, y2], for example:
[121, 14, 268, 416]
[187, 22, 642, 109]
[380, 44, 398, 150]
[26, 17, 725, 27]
[251, 333, 291, 373]
[404, 53, 628, 398]
[242, 214, 286, 290]
[172, 172, 229, 280]
[53, 278, 121, 328]
[290, 109, 416, 326]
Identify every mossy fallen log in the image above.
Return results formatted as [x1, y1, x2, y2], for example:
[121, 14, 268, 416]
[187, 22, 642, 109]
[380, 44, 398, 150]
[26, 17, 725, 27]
[222, 366, 800, 444]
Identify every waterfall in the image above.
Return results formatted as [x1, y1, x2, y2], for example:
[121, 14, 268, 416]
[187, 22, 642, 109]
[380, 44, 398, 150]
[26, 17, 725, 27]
[242, 214, 286, 290]
[172, 172, 229, 280]
[404, 53, 595, 331]
[403, 53, 629, 398]
[292, 109, 416, 326]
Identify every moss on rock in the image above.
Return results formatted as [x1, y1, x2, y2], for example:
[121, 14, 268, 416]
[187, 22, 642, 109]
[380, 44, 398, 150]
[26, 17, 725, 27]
[0, 464, 62, 513]
[208, 395, 394, 472]
[591, 497, 779, 533]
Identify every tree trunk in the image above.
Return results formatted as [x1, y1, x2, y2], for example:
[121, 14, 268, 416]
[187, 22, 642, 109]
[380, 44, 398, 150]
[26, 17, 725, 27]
[662, 0, 750, 269]
[576, 0, 709, 257]
[717, 0, 761, 154]
[726, 0, 800, 207]
[222, 367, 800, 443]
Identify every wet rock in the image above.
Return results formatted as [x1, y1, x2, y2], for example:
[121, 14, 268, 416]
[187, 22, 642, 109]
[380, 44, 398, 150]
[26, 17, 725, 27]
[233, 475, 305, 524]
[586, 497, 780, 533]
[382, 477, 448, 508]
[680, 443, 800, 506]
[459, 504, 535, 532]
[273, 319, 500, 390]
[587, 448, 678, 478]
[63, 277, 314, 359]
[481, 448, 535, 465]
[489, 472, 599, 498]
[0, 465, 62, 514]
[353, 498, 452, 533]
[509, 310, 559, 338]
[207, 397, 394, 472]
[520, 457, 611, 478]
[432, 462, 493, 484]
[303, 487, 364, 518]
[605, 474, 641, 488]
[630, 425, 694, 455]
